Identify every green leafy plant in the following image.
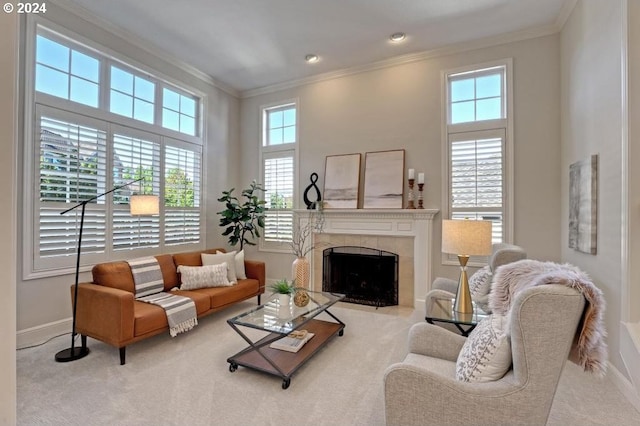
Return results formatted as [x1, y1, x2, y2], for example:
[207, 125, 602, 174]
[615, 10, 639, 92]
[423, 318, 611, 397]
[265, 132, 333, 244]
[217, 180, 266, 250]
[268, 278, 295, 295]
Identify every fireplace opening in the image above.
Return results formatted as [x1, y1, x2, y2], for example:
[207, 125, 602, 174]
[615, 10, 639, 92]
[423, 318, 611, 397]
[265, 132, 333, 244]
[322, 246, 398, 307]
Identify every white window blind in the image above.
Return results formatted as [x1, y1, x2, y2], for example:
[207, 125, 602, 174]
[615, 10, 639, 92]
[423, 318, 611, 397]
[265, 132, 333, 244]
[263, 153, 294, 242]
[164, 144, 201, 245]
[38, 113, 108, 263]
[449, 130, 505, 242]
[112, 133, 160, 250]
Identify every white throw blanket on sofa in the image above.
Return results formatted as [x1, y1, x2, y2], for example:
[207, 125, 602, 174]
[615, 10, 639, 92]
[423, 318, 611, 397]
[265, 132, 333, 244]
[128, 256, 198, 337]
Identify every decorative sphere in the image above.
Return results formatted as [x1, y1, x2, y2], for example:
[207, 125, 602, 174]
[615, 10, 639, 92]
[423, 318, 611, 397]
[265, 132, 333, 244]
[294, 290, 310, 307]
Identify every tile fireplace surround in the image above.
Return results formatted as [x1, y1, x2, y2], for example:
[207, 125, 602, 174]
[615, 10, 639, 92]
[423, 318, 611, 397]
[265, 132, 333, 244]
[295, 209, 439, 309]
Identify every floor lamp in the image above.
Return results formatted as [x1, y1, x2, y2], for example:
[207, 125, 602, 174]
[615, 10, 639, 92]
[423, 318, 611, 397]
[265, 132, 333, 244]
[441, 219, 492, 316]
[55, 177, 159, 362]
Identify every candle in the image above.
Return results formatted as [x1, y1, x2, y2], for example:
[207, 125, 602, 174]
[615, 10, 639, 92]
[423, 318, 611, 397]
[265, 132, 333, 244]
[408, 169, 415, 180]
[418, 173, 424, 184]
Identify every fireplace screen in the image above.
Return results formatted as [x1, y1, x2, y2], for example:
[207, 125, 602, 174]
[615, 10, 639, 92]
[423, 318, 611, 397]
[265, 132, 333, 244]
[322, 246, 398, 307]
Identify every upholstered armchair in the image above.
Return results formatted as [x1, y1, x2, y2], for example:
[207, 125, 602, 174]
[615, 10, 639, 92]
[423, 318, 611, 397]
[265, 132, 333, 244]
[384, 284, 586, 426]
[427, 243, 526, 314]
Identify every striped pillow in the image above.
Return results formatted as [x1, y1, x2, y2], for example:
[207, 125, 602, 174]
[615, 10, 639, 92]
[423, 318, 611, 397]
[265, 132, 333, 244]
[178, 263, 231, 290]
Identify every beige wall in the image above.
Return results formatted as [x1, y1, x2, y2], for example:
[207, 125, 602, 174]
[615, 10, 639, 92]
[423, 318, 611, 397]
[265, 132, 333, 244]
[0, 6, 18, 424]
[240, 35, 562, 286]
[16, 3, 239, 335]
[560, 0, 626, 374]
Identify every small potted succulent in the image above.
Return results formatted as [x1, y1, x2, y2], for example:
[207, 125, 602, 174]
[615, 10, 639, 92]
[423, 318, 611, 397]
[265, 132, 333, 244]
[268, 279, 294, 307]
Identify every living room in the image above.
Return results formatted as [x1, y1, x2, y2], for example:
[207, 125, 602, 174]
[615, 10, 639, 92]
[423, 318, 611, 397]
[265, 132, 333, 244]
[2, 0, 640, 424]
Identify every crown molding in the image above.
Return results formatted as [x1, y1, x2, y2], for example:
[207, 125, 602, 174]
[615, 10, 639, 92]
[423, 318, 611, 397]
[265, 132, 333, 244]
[555, 0, 579, 30]
[241, 23, 559, 98]
[49, 0, 239, 98]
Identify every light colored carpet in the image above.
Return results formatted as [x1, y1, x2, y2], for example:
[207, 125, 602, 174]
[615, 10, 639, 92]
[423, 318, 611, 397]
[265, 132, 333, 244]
[17, 301, 640, 425]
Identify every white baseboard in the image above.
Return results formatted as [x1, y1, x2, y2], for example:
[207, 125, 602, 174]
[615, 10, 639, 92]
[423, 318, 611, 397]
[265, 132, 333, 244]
[608, 360, 640, 413]
[17, 318, 71, 349]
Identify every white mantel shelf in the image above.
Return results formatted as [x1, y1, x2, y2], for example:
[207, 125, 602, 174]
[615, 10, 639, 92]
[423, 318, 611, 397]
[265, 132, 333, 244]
[295, 208, 439, 309]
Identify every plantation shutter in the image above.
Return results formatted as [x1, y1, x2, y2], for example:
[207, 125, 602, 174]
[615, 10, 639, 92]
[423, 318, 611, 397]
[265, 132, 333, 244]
[449, 128, 505, 242]
[112, 132, 160, 250]
[263, 151, 294, 242]
[37, 110, 108, 268]
[164, 143, 201, 245]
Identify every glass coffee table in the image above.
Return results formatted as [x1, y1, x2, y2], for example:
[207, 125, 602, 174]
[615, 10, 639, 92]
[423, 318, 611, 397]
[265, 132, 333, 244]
[227, 291, 345, 389]
[425, 295, 489, 337]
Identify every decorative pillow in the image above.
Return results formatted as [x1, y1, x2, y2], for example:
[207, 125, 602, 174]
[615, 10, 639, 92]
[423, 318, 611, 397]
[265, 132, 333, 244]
[456, 314, 512, 382]
[469, 265, 493, 298]
[202, 252, 237, 284]
[217, 250, 246, 280]
[177, 263, 231, 290]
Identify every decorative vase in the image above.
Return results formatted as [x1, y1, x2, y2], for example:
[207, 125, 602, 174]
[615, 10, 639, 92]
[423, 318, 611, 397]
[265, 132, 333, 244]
[293, 289, 310, 307]
[292, 256, 310, 289]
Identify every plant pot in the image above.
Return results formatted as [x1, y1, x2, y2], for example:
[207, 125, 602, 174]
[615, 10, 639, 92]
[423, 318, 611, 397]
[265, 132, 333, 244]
[277, 293, 290, 307]
[292, 256, 310, 289]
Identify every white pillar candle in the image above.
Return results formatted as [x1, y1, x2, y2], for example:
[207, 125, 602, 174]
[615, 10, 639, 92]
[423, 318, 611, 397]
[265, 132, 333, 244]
[418, 173, 424, 184]
[408, 168, 415, 180]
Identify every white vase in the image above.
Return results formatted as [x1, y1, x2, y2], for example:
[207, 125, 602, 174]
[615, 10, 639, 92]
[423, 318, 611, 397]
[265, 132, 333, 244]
[277, 293, 290, 307]
[277, 294, 290, 318]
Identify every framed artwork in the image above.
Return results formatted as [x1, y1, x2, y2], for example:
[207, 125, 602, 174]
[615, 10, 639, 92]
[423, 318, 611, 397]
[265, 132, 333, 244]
[323, 153, 361, 208]
[363, 149, 405, 209]
[569, 154, 598, 254]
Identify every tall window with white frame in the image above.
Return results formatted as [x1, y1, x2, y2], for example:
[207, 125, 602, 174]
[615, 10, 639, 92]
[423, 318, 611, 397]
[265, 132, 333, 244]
[444, 61, 512, 255]
[260, 103, 297, 251]
[27, 26, 203, 277]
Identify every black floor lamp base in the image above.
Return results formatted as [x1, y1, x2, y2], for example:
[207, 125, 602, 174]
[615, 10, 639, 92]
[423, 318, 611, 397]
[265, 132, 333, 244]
[55, 346, 90, 362]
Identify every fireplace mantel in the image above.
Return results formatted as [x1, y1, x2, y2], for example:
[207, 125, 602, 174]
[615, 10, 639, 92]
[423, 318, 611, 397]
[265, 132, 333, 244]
[295, 209, 439, 309]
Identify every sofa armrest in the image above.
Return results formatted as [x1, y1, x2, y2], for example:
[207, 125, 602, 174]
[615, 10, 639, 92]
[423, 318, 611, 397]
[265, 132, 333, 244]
[407, 322, 466, 361]
[431, 277, 458, 294]
[244, 260, 265, 289]
[72, 283, 135, 346]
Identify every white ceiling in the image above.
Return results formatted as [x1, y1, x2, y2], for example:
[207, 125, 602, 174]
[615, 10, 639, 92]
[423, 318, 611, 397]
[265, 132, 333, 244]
[63, 0, 572, 94]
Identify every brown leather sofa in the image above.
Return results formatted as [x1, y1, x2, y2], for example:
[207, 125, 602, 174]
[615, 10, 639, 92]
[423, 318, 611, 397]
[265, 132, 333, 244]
[71, 248, 265, 365]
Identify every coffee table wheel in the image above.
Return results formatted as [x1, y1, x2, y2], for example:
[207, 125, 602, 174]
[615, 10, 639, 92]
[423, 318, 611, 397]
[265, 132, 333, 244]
[339, 329, 344, 336]
[229, 362, 238, 372]
[282, 378, 291, 389]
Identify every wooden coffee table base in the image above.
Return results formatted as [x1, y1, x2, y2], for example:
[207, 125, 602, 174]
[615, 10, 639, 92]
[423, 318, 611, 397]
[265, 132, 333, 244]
[227, 318, 344, 389]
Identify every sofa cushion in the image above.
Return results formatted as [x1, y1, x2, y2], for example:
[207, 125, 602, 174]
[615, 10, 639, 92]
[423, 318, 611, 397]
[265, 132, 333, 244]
[177, 264, 231, 290]
[156, 254, 179, 291]
[173, 248, 225, 268]
[133, 301, 169, 336]
[202, 252, 237, 284]
[170, 289, 211, 315]
[191, 279, 260, 309]
[92, 261, 135, 293]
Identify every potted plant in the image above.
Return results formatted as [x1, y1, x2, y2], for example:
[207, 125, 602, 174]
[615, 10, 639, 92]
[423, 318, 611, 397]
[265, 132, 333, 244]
[217, 180, 266, 250]
[269, 278, 294, 308]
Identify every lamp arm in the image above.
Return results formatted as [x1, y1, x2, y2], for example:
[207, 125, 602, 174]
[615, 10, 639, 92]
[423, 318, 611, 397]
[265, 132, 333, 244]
[60, 177, 145, 216]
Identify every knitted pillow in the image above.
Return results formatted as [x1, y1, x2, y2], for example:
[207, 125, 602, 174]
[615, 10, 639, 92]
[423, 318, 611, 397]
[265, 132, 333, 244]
[178, 263, 231, 290]
[469, 265, 492, 298]
[201, 252, 237, 284]
[456, 314, 512, 382]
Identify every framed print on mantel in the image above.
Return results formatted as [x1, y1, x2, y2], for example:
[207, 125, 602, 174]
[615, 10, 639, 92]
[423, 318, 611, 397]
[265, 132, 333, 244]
[323, 153, 361, 209]
[363, 149, 405, 209]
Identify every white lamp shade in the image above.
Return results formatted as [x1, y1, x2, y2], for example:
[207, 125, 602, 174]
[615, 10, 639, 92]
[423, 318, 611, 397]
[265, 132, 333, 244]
[130, 195, 159, 215]
[441, 219, 492, 256]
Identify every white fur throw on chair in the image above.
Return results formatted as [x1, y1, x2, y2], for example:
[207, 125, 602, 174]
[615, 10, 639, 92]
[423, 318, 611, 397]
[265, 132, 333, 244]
[489, 259, 608, 376]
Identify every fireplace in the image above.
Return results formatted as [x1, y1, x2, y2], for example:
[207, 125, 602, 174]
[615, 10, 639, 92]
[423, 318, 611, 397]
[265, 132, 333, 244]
[322, 246, 398, 307]
[295, 208, 439, 308]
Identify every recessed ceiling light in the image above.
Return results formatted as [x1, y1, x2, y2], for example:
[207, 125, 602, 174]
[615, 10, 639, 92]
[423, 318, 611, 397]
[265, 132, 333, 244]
[305, 54, 319, 63]
[389, 32, 406, 43]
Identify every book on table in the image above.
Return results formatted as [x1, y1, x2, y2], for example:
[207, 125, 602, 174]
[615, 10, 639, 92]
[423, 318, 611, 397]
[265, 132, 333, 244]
[270, 332, 315, 353]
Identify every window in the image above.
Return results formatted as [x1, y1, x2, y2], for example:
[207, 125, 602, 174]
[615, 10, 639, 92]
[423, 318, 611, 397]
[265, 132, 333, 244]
[260, 103, 297, 250]
[109, 66, 155, 124]
[26, 25, 204, 277]
[443, 60, 513, 261]
[35, 35, 100, 107]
